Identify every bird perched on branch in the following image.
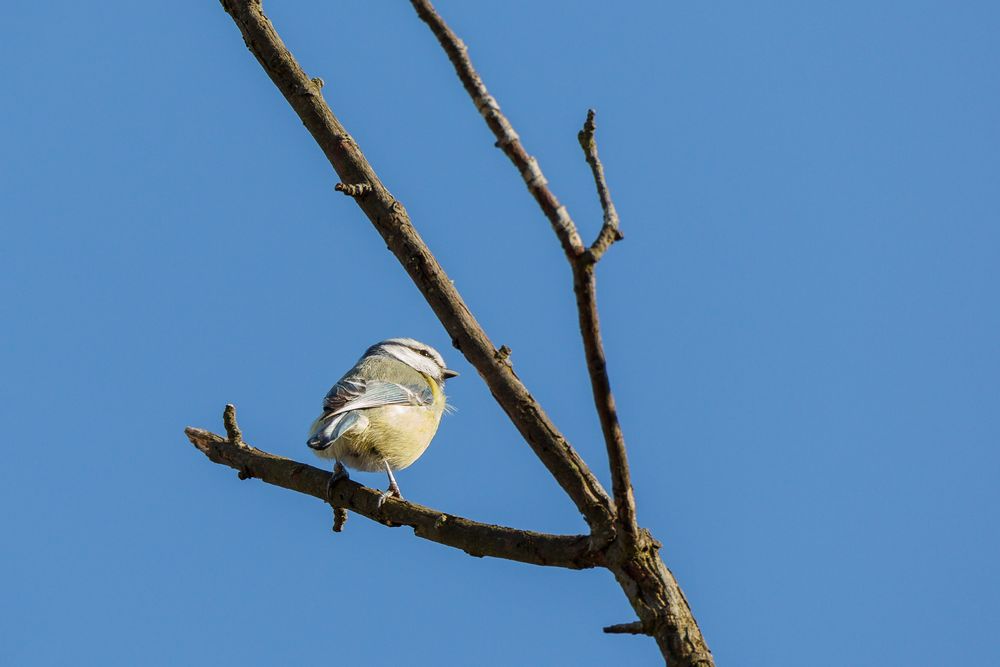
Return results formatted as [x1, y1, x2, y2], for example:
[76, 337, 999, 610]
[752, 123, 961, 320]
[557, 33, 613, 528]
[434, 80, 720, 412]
[307, 338, 458, 505]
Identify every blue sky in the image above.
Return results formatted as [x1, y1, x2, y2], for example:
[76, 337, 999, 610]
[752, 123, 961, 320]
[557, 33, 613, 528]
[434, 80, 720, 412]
[2, 1, 998, 665]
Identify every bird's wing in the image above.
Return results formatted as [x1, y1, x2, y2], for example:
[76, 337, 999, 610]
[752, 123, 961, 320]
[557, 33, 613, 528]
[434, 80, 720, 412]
[307, 410, 370, 450]
[322, 377, 433, 416]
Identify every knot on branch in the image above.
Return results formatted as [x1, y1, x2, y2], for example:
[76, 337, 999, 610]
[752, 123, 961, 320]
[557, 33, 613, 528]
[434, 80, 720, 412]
[493, 345, 517, 374]
[311, 76, 325, 89]
[640, 528, 663, 552]
[335, 182, 372, 197]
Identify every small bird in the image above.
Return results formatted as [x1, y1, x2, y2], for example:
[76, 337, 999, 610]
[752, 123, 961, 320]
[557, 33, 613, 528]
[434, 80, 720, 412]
[307, 338, 458, 505]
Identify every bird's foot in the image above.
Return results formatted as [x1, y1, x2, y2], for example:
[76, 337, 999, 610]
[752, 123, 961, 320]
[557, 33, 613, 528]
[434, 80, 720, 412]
[326, 463, 349, 502]
[377, 461, 403, 509]
[376, 484, 403, 509]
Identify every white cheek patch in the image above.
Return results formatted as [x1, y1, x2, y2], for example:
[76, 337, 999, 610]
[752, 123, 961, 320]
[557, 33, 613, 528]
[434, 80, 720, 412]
[387, 346, 441, 377]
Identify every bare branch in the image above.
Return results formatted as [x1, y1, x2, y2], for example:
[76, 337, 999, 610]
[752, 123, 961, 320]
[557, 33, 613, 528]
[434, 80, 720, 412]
[574, 111, 636, 541]
[402, 4, 713, 661]
[184, 422, 600, 570]
[210, 2, 714, 663]
[215, 0, 615, 537]
[572, 262, 638, 540]
[409, 0, 584, 258]
[223, 403, 243, 445]
[406, 0, 638, 542]
[577, 109, 625, 264]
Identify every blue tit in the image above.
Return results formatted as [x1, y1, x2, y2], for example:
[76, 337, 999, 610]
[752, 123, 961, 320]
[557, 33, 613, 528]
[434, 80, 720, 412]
[307, 338, 458, 505]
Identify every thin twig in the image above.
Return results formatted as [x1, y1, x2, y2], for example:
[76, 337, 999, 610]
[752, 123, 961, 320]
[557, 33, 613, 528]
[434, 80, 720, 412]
[577, 109, 624, 264]
[603, 620, 651, 635]
[410, 0, 584, 258]
[223, 403, 243, 445]
[572, 262, 638, 541]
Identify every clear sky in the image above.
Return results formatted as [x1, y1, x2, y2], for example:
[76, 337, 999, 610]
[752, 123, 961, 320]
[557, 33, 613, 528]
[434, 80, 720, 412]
[2, 1, 998, 665]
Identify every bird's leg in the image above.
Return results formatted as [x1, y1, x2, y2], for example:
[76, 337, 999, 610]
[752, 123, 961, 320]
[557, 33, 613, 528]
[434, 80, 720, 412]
[326, 461, 349, 501]
[377, 460, 403, 508]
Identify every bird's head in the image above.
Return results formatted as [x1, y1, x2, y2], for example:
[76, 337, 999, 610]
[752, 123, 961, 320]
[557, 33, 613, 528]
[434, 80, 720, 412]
[368, 338, 459, 382]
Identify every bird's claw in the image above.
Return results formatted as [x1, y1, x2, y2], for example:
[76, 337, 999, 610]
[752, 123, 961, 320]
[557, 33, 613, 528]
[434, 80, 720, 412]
[376, 486, 403, 509]
[326, 464, 349, 502]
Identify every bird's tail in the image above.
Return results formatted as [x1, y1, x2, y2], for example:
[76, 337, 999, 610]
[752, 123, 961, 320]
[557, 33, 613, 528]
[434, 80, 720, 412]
[307, 412, 343, 450]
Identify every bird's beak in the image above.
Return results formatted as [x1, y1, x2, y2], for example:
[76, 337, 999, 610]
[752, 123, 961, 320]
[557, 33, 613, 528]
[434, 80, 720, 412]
[442, 368, 459, 379]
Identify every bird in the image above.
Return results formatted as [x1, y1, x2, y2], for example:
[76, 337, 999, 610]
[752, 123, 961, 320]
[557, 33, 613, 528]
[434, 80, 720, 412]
[307, 338, 458, 506]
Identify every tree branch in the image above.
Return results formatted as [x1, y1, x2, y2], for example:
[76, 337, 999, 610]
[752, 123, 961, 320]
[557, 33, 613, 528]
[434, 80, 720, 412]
[185, 419, 600, 570]
[215, 0, 615, 537]
[573, 111, 638, 541]
[208, 2, 714, 664]
[404, 4, 712, 663]
[577, 109, 625, 264]
[571, 261, 638, 540]
[410, 0, 584, 259]
[408, 0, 638, 543]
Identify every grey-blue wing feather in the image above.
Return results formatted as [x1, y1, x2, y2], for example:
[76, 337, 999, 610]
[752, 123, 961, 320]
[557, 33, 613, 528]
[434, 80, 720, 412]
[323, 378, 432, 416]
[323, 378, 366, 412]
[309, 377, 432, 450]
[307, 410, 371, 450]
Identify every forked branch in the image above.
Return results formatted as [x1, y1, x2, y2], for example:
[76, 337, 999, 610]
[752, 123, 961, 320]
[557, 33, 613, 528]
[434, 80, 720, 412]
[572, 110, 636, 540]
[196, 1, 714, 664]
[410, 0, 637, 541]
[578, 109, 625, 264]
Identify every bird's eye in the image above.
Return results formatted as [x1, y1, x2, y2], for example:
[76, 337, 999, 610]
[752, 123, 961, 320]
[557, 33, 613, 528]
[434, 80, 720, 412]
[419, 350, 432, 358]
